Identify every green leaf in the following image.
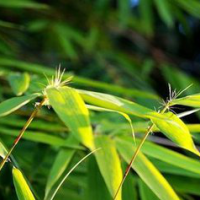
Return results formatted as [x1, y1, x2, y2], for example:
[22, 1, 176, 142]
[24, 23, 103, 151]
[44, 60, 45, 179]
[78, 90, 167, 120]
[46, 86, 94, 149]
[87, 156, 111, 200]
[48, 148, 99, 200]
[0, 0, 49, 9]
[87, 105, 134, 140]
[0, 93, 40, 117]
[0, 140, 7, 159]
[94, 135, 123, 200]
[150, 158, 200, 178]
[154, 0, 173, 27]
[171, 93, 200, 107]
[139, 138, 200, 175]
[45, 136, 78, 198]
[138, 179, 160, 200]
[116, 138, 180, 200]
[8, 72, 30, 96]
[152, 112, 200, 156]
[0, 57, 159, 100]
[121, 163, 138, 200]
[139, 0, 154, 35]
[166, 175, 200, 196]
[12, 167, 35, 200]
[118, 0, 131, 27]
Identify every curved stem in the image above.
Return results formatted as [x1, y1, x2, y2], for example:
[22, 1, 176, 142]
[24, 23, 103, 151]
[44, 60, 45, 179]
[0, 98, 47, 172]
[113, 104, 169, 200]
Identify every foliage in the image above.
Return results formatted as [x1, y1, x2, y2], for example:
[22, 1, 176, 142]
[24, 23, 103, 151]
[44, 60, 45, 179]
[0, 1, 200, 200]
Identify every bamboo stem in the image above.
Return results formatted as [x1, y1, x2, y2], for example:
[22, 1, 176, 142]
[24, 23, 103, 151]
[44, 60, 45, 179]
[113, 103, 169, 200]
[0, 98, 46, 171]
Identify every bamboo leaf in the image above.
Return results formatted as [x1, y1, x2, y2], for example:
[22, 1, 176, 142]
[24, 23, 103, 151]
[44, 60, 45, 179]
[94, 135, 123, 200]
[138, 179, 160, 200]
[121, 163, 138, 200]
[8, 72, 30, 96]
[0, 140, 7, 159]
[120, 136, 200, 176]
[116, 138, 180, 200]
[0, 93, 40, 117]
[166, 175, 200, 196]
[46, 86, 94, 149]
[0, 0, 49, 9]
[0, 126, 82, 149]
[154, 0, 173, 27]
[87, 105, 134, 141]
[12, 167, 35, 200]
[152, 112, 200, 156]
[139, 138, 200, 175]
[87, 156, 111, 200]
[171, 93, 200, 107]
[48, 148, 99, 200]
[78, 90, 167, 120]
[45, 136, 78, 198]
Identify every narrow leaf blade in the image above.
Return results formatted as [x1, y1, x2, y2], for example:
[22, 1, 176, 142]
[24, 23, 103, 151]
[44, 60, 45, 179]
[12, 167, 35, 200]
[78, 90, 167, 120]
[45, 136, 78, 198]
[0, 93, 40, 117]
[171, 93, 200, 107]
[94, 135, 123, 200]
[116, 138, 180, 200]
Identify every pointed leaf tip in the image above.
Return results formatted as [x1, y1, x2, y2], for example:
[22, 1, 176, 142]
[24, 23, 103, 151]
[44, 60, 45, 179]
[152, 112, 200, 156]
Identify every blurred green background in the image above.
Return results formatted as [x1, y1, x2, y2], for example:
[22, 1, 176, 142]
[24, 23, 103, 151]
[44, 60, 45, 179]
[1, 0, 200, 103]
[1, 0, 200, 200]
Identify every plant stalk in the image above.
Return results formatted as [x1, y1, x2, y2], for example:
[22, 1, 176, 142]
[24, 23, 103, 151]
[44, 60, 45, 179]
[0, 98, 46, 171]
[113, 103, 169, 200]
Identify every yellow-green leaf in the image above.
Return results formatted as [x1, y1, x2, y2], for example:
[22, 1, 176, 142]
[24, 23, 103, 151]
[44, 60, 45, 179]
[12, 167, 35, 200]
[0, 140, 7, 159]
[116, 138, 180, 200]
[152, 112, 200, 156]
[78, 90, 167, 120]
[139, 138, 200, 175]
[8, 72, 30, 96]
[46, 86, 94, 149]
[0, 93, 40, 117]
[94, 135, 123, 200]
[171, 93, 200, 107]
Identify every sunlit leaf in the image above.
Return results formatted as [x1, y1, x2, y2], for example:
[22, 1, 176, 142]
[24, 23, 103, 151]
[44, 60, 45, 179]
[171, 93, 200, 107]
[152, 112, 200, 156]
[46, 86, 94, 149]
[12, 167, 35, 200]
[0, 140, 7, 159]
[94, 135, 123, 200]
[116, 138, 180, 200]
[119, 136, 200, 176]
[139, 138, 200, 175]
[0, 93, 40, 117]
[78, 90, 167, 120]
